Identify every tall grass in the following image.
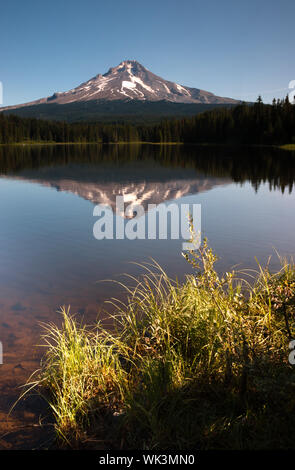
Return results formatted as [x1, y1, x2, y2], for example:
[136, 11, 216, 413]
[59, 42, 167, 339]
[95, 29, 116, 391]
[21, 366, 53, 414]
[23, 240, 295, 449]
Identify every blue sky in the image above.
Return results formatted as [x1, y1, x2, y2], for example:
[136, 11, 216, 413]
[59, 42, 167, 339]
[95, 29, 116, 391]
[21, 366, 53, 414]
[1, 0, 294, 106]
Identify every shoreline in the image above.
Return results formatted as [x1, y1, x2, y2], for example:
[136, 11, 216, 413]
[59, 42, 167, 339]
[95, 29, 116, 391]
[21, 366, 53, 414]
[0, 141, 294, 150]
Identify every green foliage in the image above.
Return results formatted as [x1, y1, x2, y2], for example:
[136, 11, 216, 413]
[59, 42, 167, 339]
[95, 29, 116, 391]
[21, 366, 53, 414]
[22, 243, 295, 449]
[1, 97, 294, 145]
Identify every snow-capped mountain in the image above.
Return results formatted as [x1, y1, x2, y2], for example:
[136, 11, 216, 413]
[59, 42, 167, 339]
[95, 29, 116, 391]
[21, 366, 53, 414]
[1, 60, 238, 111]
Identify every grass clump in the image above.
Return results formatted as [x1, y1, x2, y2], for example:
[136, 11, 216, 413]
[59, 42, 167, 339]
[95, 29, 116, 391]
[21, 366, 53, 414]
[25, 240, 295, 449]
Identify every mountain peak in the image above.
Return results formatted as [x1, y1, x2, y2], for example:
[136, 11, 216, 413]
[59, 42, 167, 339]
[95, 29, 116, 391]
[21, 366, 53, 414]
[106, 60, 147, 76]
[119, 59, 142, 66]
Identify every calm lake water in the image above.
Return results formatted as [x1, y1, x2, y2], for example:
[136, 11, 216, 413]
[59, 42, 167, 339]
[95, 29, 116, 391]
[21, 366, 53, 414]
[0, 143, 295, 447]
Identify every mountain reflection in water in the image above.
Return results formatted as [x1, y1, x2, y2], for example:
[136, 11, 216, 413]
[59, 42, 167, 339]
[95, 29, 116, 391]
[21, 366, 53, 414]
[0, 144, 294, 207]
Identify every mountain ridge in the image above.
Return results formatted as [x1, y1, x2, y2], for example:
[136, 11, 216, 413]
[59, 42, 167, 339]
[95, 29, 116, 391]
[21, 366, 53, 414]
[1, 60, 239, 110]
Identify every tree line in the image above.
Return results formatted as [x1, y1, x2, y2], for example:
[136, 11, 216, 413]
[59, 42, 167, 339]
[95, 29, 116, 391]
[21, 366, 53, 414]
[0, 96, 294, 145]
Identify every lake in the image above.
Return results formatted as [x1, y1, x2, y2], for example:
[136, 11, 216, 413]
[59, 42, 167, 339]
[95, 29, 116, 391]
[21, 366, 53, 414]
[0, 143, 295, 447]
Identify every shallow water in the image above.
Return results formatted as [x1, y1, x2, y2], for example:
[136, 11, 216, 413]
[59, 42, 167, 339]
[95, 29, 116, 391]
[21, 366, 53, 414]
[0, 143, 294, 447]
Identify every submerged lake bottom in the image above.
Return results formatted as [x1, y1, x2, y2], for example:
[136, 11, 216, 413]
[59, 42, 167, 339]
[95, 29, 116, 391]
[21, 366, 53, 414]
[0, 143, 294, 448]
